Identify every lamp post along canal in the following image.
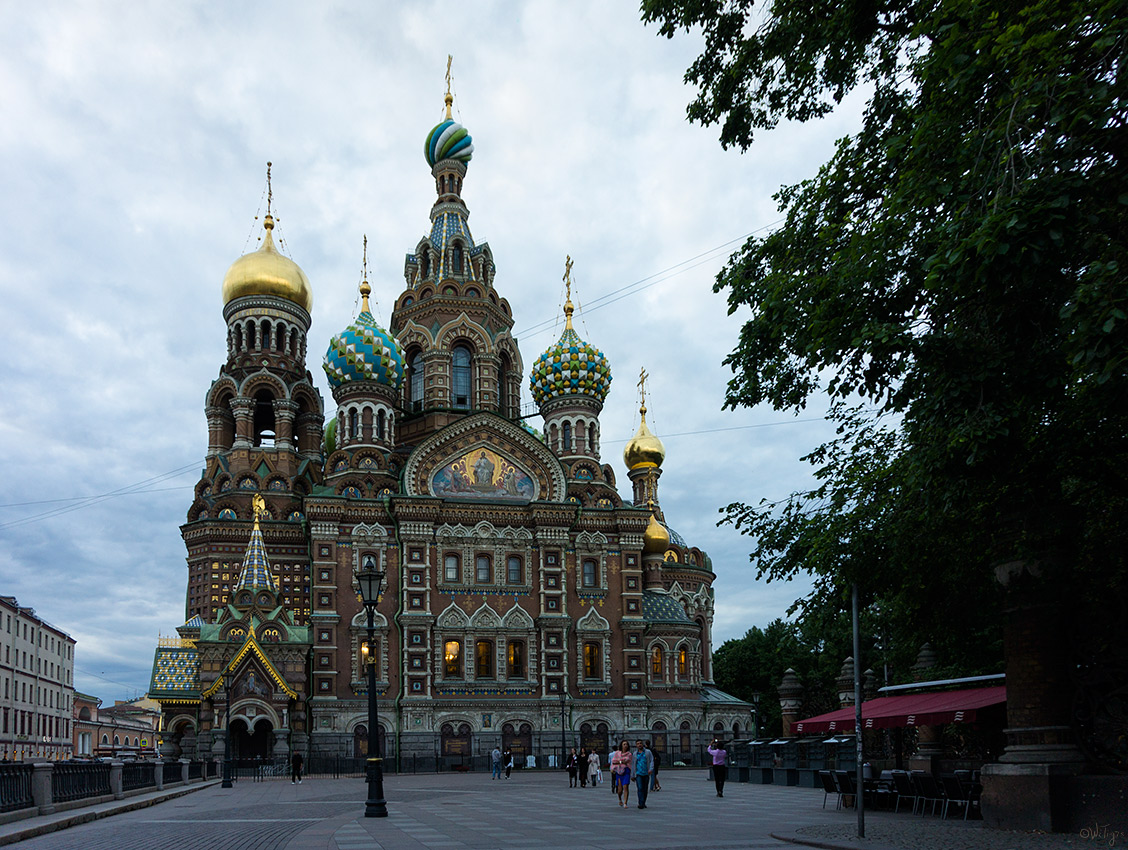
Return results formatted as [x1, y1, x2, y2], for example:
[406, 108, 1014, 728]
[221, 649, 233, 789]
[358, 558, 388, 817]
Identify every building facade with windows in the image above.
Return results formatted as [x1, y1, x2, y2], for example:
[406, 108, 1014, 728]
[0, 596, 75, 761]
[149, 88, 751, 765]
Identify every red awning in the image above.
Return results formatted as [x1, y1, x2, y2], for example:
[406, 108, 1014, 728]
[794, 685, 1006, 734]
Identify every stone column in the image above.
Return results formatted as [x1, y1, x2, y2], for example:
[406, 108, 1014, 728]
[31, 762, 54, 815]
[273, 399, 298, 450]
[110, 761, 124, 799]
[981, 568, 1084, 832]
[231, 397, 255, 448]
[909, 643, 943, 773]
[778, 669, 804, 737]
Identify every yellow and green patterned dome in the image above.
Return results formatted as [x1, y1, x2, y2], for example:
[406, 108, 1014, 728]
[530, 294, 611, 405]
[324, 282, 404, 390]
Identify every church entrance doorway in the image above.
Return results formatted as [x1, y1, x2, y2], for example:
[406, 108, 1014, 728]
[230, 717, 274, 760]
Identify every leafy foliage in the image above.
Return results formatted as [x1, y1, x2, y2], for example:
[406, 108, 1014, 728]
[645, 0, 1127, 681]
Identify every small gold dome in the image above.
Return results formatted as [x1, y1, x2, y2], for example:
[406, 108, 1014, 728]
[222, 215, 313, 313]
[643, 512, 670, 555]
[623, 405, 666, 470]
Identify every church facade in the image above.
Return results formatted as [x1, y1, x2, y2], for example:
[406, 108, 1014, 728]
[149, 88, 751, 766]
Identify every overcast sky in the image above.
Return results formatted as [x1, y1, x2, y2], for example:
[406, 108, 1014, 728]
[0, 1, 863, 704]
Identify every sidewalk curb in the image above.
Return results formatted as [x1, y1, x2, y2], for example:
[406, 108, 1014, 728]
[0, 780, 220, 846]
[770, 830, 902, 850]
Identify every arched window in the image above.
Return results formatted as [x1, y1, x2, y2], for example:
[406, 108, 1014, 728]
[507, 556, 522, 585]
[252, 389, 276, 447]
[444, 640, 462, 677]
[113, 735, 120, 746]
[377, 409, 386, 441]
[476, 554, 491, 583]
[452, 345, 471, 409]
[476, 640, 494, 678]
[562, 421, 572, 452]
[651, 646, 664, 679]
[582, 559, 598, 588]
[444, 554, 460, 583]
[234, 325, 243, 351]
[409, 352, 424, 411]
[261, 320, 271, 350]
[348, 408, 359, 441]
[583, 641, 601, 679]
[507, 640, 524, 678]
[102, 734, 109, 745]
[678, 647, 688, 679]
[420, 251, 429, 278]
[452, 244, 463, 273]
[275, 321, 286, 352]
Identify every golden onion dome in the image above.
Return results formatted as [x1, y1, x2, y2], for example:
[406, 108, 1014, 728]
[222, 214, 313, 313]
[623, 404, 666, 470]
[643, 511, 670, 555]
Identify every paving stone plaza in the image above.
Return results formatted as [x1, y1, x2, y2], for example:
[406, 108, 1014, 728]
[0, 769, 1098, 850]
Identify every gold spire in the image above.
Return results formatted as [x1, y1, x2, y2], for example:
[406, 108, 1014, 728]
[444, 55, 454, 120]
[359, 234, 372, 314]
[563, 255, 575, 330]
[623, 367, 666, 469]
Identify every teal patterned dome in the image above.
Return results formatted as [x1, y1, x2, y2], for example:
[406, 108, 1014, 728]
[324, 290, 404, 389]
[425, 119, 474, 166]
[530, 325, 612, 405]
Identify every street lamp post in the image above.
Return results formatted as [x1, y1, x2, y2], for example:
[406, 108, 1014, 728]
[559, 691, 567, 766]
[357, 557, 388, 818]
[221, 649, 233, 789]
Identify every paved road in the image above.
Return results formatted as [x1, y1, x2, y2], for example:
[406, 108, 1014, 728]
[4, 769, 1095, 849]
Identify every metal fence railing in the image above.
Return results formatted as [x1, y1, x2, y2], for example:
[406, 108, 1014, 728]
[52, 762, 111, 803]
[0, 763, 34, 813]
[122, 762, 157, 792]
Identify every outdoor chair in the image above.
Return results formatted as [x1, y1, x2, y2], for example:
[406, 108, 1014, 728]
[891, 770, 919, 814]
[941, 773, 973, 820]
[819, 770, 840, 810]
[833, 770, 857, 810]
[912, 771, 945, 816]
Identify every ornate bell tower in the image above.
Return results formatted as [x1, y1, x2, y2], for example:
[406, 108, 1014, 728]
[181, 165, 325, 624]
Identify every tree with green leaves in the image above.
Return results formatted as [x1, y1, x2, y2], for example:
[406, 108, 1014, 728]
[643, 0, 1127, 778]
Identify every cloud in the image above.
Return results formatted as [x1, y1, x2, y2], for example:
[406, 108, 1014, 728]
[0, 0, 861, 702]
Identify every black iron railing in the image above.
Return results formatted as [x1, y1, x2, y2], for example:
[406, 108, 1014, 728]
[0, 763, 34, 813]
[122, 762, 157, 792]
[52, 762, 111, 803]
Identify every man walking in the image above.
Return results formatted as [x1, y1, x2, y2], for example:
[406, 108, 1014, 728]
[291, 750, 304, 784]
[633, 740, 652, 809]
[491, 746, 502, 780]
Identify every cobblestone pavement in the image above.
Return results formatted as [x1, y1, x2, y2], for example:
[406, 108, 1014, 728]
[4, 770, 1112, 850]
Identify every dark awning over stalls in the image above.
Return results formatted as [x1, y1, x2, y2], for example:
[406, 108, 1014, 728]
[794, 685, 1006, 734]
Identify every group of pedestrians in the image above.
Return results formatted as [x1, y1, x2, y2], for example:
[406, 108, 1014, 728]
[490, 746, 513, 779]
[606, 739, 664, 808]
[564, 747, 602, 787]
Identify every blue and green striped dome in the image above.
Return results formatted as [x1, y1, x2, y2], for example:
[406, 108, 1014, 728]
[425, 119, 474, 166]
[324, 310, 404, 390]
[530, 327, 612, 405]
